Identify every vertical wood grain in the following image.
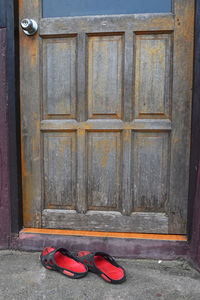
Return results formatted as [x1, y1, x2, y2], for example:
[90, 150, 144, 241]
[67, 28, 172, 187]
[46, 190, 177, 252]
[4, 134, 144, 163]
[77, 33, 86, 121]
[20, 0, 42, 227]
[43, 132, 76, 209]
[87, 35, 123, 119]
[133, 132, 169, 213]
[87, 131, 121, 211]
[168, 0, 194, 233]
[43, 37, 77, 119]
[122, 129, 132, 215]
[134, 33, 172, 119]
[76, 129, 87, 213]
[124, 31, 134, 121]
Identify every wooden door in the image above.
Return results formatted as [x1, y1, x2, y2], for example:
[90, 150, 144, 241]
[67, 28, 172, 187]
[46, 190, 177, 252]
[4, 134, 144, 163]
[19, 0, 194, 234]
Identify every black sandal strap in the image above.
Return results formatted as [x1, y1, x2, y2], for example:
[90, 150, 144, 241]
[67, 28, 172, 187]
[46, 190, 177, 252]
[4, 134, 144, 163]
[41, 247, 88, 278]
[40, 248, 57, 270]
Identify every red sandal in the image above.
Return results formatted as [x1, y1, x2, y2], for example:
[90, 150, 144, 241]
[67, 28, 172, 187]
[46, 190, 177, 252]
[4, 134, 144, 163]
[40, 247, 88, 279]
[78, 251, 126, 284]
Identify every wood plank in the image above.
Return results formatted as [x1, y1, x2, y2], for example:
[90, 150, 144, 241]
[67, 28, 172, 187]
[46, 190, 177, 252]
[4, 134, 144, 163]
[121, 130, 132, 215]
[168, 0, 194, 233]
[39, 14, 174, 36]
[77, 33, 86, 121]
[124, 31, 134, 121]
[76, 129, 87, 213]
[40, 119, 172, 131]
[20, 0, 42, 227]
[22, 228, 187, 241]
[42, 209, 168, 233]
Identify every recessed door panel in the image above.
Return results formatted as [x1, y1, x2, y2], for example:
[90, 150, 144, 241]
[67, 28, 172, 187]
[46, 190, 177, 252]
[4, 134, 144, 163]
[43, 37, 77, 119]
[133, 132, 169, 212]
[87, 131, 121, 210]
[87, 35, 123, 119]
[135, 33, 172, 119]
[43, 132, 76, 209]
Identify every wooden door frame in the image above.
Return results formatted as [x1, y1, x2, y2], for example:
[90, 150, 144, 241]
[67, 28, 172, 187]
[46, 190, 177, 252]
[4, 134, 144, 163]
[0, 0, 200, 264]
[188, 0, 200, 242]
[0, 0, 22, 249]
[188, 0, 200, 270]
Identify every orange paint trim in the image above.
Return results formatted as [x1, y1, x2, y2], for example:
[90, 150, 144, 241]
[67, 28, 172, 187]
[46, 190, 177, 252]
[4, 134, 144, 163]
[22, 228, 187, 241]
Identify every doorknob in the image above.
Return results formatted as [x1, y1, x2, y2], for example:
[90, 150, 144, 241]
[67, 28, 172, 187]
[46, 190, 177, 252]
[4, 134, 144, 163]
[20, 19, 38, 36]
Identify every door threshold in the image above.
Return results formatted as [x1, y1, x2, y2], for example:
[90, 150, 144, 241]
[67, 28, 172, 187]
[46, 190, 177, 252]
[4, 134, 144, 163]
[17, 229, 188, 259]
[22, 228, 187, 241]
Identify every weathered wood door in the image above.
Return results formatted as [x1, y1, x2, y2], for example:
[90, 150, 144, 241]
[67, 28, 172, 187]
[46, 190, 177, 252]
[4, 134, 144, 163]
[19, 0, 194, 233]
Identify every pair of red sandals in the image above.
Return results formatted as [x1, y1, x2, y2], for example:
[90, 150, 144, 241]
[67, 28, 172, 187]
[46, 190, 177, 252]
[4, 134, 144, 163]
[40, 247, 126, 284]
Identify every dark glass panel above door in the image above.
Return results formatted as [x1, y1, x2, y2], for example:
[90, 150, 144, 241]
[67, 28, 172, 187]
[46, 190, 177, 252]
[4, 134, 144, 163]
[43, 0, 171, 18]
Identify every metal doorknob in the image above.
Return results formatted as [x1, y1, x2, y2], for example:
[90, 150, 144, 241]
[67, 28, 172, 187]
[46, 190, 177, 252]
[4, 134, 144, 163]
[20, 18, 38, 36]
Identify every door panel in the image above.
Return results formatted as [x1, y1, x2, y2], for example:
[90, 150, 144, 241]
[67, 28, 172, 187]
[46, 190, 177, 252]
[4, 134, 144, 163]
[43, 37, 77, 119]
[133, 132, 169, 212]
[87, 131, 121, 210]
[19, 0, 194, 233]
[135, 33, 172, 119]
[88, 35, 123, 119]
[43, 132, 76, 209]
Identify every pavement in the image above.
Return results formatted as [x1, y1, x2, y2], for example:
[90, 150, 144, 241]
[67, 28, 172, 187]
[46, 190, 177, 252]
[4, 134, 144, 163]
[0, 250, 200, 300]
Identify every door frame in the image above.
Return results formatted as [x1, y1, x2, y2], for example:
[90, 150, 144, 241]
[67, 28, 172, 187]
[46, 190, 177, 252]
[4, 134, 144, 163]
[0, 0, 200, 263]
[0, 0, 22, 241]
[188, 0, 200, 242]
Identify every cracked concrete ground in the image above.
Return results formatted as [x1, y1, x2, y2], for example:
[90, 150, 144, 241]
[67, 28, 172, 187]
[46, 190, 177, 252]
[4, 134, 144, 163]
[0, 250, 200, 300]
